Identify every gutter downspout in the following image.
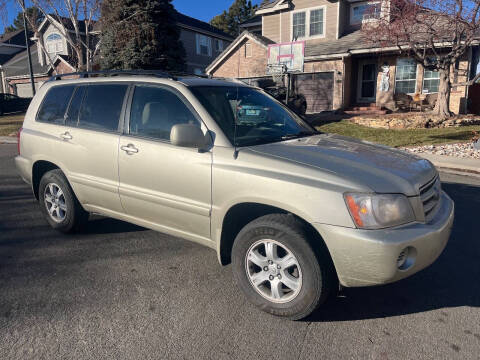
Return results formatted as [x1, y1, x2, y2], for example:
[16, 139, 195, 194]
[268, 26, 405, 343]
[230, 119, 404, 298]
[465, 47, 473, 114]
[0, 66, 5, 93]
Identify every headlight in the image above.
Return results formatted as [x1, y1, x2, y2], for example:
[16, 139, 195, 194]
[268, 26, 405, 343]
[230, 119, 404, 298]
[344, 193, 415, 229]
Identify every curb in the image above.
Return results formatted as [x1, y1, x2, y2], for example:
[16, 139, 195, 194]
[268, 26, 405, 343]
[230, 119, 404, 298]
[0, 136, 17, 144]
[416, 153, 480, 178]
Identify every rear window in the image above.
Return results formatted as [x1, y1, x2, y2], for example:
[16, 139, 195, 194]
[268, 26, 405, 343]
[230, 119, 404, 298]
[77, 84, 128, 131]
[37, 85, 75, 124]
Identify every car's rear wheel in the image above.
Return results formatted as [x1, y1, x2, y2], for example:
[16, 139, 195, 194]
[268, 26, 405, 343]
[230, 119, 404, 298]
[39, 169, 88, 233]
[232, 214, 337, 320]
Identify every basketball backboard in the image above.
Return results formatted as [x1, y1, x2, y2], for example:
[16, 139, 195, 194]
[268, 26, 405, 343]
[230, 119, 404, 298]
[267, 41, 305, 74]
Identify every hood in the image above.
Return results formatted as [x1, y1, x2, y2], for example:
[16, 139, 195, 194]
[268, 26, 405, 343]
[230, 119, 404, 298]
[249, 133, 437, 196]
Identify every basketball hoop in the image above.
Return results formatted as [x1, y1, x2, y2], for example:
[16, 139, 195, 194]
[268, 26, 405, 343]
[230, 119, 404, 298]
[267, 64, 286, 84]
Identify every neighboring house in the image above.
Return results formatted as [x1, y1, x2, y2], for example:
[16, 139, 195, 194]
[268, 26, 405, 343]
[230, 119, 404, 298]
[206, 0, 480, 114]
[0, 17, 98, 98]
[239, 15, 262, 35]
[0, 11, 232, 98]
[175, 12, 233, 75]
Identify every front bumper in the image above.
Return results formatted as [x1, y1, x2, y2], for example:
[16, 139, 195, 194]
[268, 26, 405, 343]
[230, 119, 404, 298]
[314, 191, 454, 287]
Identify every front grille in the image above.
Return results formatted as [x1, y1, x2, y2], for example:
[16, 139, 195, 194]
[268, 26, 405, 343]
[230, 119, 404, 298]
[420, 176, 441, 222]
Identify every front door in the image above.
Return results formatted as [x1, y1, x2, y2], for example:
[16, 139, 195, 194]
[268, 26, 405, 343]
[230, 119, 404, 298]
[357, 62, 377, 103]
[118, 84, 212, 241]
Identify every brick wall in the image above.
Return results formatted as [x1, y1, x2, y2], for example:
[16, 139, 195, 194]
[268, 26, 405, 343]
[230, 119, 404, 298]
[373, 54, 471, 114]
[6, 59, 75, 95]
[210, 38, 268, 78]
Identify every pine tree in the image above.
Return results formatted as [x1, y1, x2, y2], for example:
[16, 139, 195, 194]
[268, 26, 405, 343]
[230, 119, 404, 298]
[100, 0, 186, 71]
[4, 7, 44, 33]
[210, 0, 257, 37]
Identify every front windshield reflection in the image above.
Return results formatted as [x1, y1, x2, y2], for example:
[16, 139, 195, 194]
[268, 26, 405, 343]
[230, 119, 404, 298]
[190, 86, 316, 147]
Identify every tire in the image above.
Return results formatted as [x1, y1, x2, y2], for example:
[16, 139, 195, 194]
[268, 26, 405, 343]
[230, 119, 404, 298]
[38, 169, 89, 233]
[232, 214, 337, 320]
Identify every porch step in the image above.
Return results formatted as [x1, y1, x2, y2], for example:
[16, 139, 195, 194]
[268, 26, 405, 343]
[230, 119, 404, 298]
[344, 109, 388, 115]
[349, 104, 382, 111]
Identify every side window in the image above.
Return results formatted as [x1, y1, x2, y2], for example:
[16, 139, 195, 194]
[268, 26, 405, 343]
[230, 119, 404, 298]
[78, 84, 128, 131]
[37, 85, 75, 124]
[129, 85, 200, 141]
[65, 86, 86, 126]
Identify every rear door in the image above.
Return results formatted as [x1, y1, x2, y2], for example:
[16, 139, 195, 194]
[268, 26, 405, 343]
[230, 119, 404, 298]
[118, 84, 212, 240]
[36, 83, 128, 213]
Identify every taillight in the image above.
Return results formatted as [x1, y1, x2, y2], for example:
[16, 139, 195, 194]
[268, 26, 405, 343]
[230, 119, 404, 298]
[17, 127, 22, 155]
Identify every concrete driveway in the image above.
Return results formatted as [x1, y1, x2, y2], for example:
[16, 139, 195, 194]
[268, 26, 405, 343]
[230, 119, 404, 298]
[1, 144, 479, 359]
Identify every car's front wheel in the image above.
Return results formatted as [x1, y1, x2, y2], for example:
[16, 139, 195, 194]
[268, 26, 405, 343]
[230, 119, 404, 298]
[232, 214, 337, 320]
[39, 169, 88, 233]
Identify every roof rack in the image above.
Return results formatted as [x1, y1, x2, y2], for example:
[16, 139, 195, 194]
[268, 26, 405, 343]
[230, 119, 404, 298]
[48, 69, 210, 82]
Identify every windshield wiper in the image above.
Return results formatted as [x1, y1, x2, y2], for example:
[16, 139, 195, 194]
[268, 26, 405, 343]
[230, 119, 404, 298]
[281, 131, 317, 140]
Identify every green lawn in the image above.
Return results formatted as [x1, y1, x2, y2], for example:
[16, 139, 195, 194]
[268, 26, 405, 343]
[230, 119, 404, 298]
[0, 113, 25, 136]
[316, 120, 480, 148]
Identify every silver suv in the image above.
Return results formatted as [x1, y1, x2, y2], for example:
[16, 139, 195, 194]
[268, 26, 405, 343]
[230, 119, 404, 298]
[16, 72, 454, 320]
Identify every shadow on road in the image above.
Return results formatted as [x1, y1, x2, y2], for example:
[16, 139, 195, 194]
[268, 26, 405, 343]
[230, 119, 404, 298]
[307, 180, 480, 322]
[82, 217, 146, 235]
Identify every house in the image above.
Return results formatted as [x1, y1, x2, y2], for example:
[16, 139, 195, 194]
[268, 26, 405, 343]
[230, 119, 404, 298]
[206, 0, 480, 114]
[175, 12, 233, 75]
[0, 11, 232, 98]
[0, 17, 98, 98]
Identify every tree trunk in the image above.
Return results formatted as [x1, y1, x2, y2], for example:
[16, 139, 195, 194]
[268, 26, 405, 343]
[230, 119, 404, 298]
[432, 66, 452, 120]
[76, 45, 85, 71]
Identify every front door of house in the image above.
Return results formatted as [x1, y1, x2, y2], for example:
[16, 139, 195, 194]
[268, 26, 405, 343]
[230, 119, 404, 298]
[357, 62, 377, 103]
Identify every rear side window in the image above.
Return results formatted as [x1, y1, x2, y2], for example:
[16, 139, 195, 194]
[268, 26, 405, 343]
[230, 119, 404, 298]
[77, 84, 128, 131]
[37, 85, 75, 123]
[65, 86, 86, 127]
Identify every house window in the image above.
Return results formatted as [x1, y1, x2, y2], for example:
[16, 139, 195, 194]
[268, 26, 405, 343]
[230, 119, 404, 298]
[309, 9, 324, 36]
[423, 60, 440, 93]
[196, 34, 212, 56]
[46, 33, 63, 54]
[351, 2, 381, 24]
[395, 58, 418, 94]
[245, 43, 252, 58]
[214, 39, 223, 52]
[292, 7, 325, 40]
[292, 12, 306, 39]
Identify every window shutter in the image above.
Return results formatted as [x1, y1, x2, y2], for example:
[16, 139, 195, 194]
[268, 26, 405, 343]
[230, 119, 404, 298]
[196, 34, 200, 55]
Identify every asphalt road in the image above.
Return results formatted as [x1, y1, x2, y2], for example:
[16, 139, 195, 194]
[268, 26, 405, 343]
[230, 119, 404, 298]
[1, 143, 479, 360]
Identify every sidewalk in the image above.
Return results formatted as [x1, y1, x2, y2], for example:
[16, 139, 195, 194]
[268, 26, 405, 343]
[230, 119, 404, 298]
[417, 153, 480, 177]
[0, 136, 16, 144]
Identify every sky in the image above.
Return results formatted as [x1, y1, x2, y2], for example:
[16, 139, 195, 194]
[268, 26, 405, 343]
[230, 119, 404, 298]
[173, 0, 262, 22]
[1, 0, 263, 33]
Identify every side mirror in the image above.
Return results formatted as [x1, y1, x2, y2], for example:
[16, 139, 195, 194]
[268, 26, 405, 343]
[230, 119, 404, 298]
[170, 124, 206, 148]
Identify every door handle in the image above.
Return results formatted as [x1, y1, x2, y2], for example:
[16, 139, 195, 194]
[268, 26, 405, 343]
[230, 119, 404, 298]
[121, 144, 139, 155]
[60, 131, 73, 141]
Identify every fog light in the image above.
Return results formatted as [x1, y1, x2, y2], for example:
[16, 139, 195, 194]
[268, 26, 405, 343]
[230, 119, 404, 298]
[397, 246, 417, 271]
[397, 249, 408, 268]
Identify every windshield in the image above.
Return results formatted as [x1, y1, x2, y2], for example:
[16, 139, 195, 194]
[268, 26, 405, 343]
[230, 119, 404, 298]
[190, 86, 317, 147]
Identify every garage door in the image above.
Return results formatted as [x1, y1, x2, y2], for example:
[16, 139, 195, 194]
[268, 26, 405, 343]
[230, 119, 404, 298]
[293, 72, 334, 113]
[15, 81, 44, 98]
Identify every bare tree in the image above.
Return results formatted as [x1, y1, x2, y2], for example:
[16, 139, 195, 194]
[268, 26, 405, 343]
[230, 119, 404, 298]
[1, 0, 101, 71]
[363, 0, 480, 119]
